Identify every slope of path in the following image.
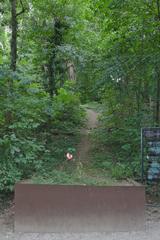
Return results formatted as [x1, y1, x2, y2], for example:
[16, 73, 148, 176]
[77, 108, 141, 186]
[77, 108, 99, 163]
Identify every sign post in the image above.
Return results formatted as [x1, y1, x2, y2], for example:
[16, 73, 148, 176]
[141, 128, 160, 183]
[141, 128, 144, 182]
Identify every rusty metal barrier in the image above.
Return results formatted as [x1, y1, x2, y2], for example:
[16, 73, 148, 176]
[15, 184, 145, 233]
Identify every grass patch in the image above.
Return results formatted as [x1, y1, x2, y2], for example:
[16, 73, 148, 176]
[82, 101, 103, 113]
[29, 153, 123, 187]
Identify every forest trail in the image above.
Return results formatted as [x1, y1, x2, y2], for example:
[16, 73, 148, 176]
[86, 109, 99, 129]
[0, 108, 160, 238]
[77, 108, 99, 163]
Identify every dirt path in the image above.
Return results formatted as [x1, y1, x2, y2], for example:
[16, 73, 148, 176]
[77, 109, 99, 163]
[86, 109, 99, 129]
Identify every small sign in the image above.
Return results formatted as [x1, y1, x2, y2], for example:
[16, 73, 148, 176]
[66, 153, 73, 161]
[141, 128, 160, 182]
[143, 128, 160, 138]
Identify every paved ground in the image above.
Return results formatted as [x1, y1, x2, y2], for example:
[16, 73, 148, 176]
[0, 205, 159, 240]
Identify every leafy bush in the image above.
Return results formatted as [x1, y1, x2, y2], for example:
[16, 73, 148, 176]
[90, 84, 152, 180]
[52, 83, 85, 133]
[0, 75, 84, 192]
[0, 133, 45, 191]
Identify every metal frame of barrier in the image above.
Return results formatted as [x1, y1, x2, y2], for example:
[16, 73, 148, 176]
[15, 183, 145, 233]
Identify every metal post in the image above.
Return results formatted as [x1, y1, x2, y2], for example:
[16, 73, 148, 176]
[141, 128, 144, 183]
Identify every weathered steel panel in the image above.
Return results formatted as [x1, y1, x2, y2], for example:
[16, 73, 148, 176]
[15, 184, 145, 233]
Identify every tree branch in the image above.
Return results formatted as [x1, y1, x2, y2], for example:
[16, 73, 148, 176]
[157, 0, 160, 20]
[16, 0, 25, 17]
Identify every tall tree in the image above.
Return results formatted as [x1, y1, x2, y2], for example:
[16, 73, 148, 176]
[10, 0, 25, 71]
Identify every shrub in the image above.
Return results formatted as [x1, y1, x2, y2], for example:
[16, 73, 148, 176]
[0, 76, 85, 192]
[90, 84, 152, 180]
[52, 84, 85, 133]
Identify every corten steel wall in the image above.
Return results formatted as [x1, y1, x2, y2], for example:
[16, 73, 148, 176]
[15, 184, 145, 233]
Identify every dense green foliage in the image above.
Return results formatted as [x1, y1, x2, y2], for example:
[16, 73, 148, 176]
[0, 69, 84, 191]
[0, 0, 160, 190]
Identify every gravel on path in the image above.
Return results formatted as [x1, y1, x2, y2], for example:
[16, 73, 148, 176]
[0, 206, 160, 240]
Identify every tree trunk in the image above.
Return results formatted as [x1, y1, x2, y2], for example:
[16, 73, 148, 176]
[10, 0, 17, 71]
[47, 18, 63, 97]
[48, 59, 55, 98]
[66, 61, 76, 82]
